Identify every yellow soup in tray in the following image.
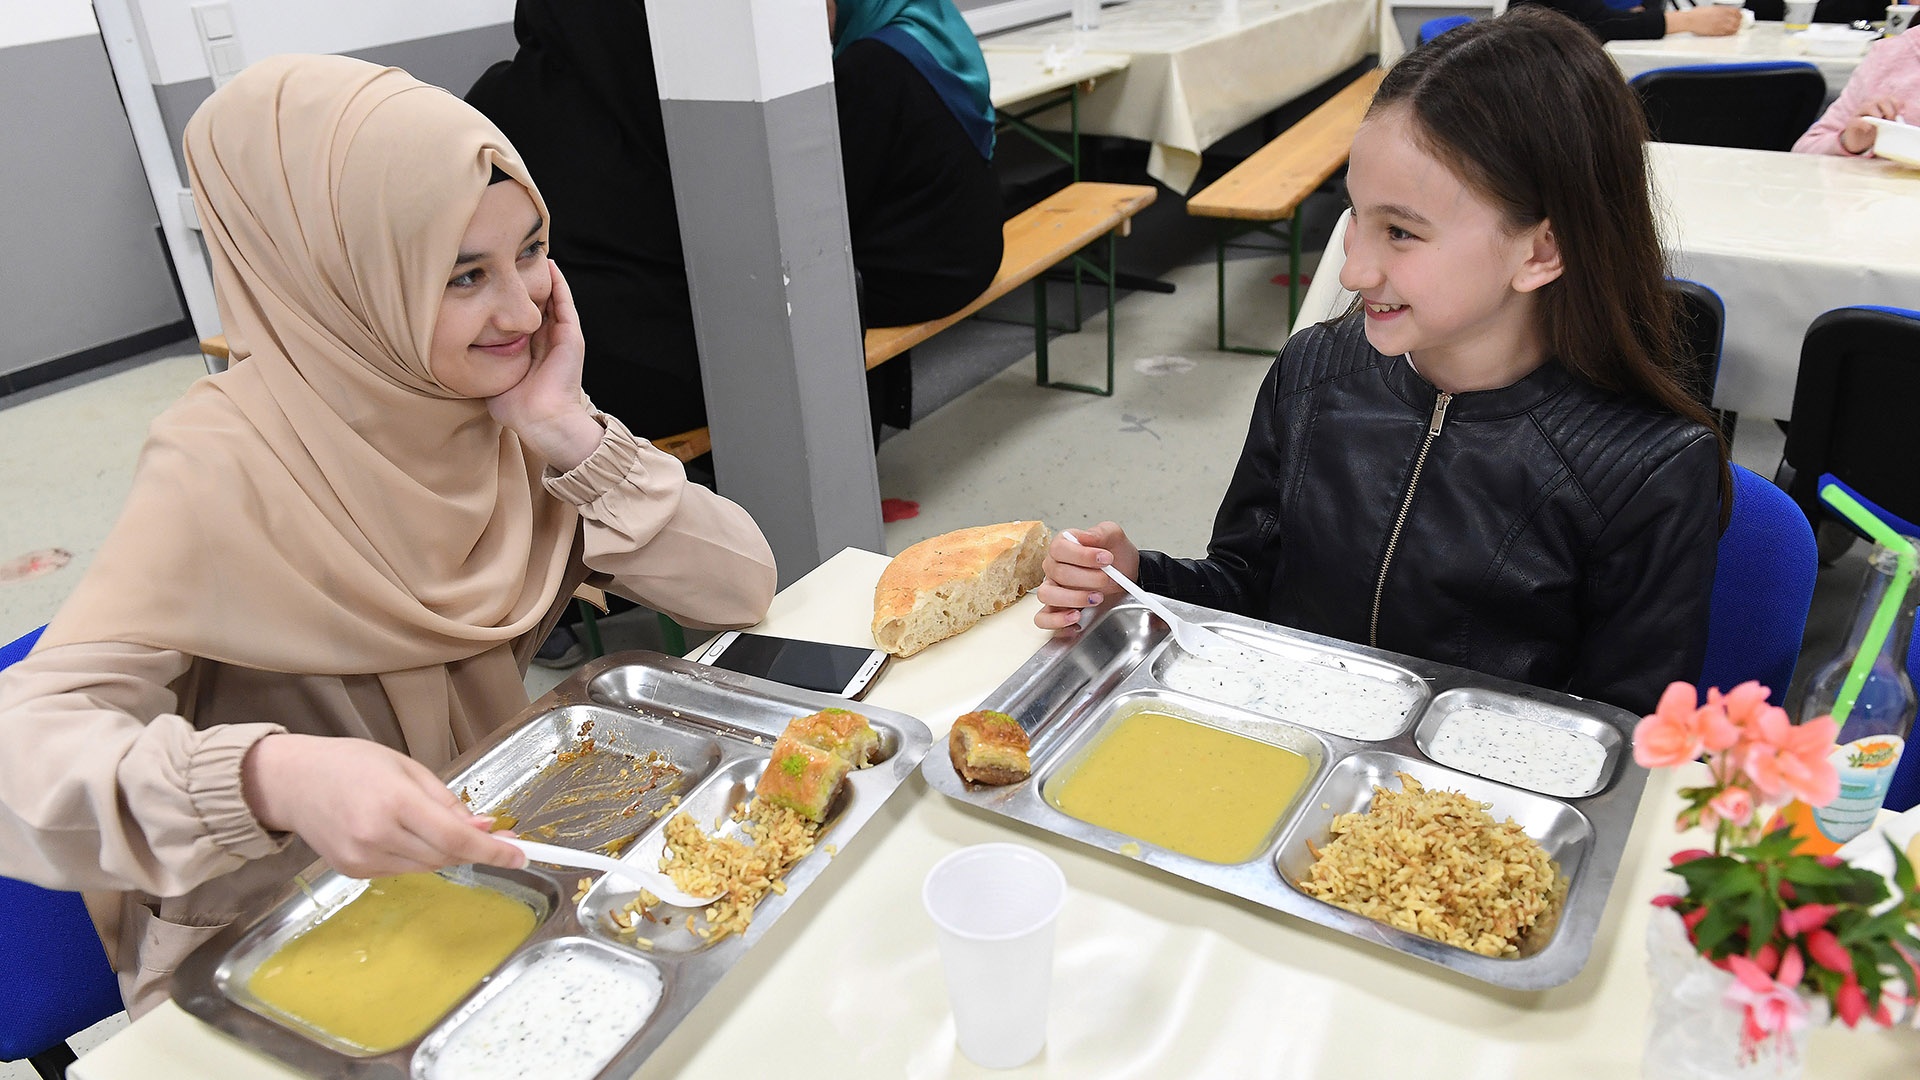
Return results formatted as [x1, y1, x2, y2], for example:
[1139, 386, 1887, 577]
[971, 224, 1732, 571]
[1045, 709, 1313, 863]
[245, 873, 537, 1054]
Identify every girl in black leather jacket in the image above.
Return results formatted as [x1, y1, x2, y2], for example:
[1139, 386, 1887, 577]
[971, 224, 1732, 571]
[1036, 9, 1728, 717]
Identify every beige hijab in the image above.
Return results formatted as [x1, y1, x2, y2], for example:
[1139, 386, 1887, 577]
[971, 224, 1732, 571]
[43, 55, 576, 762]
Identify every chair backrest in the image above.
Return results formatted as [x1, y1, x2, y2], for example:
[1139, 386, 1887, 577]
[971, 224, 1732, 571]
[1417, 14, 1475, 44]
[1630, 62, 1827, 151]
[1700, 464, 1818, 700]
[1781, 306, 1920, 528]
[1668, 278, 1725, 416]
[0, 625, 124, 1060]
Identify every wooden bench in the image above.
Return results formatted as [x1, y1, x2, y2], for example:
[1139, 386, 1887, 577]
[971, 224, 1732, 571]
[203, 180, 1157, 467]
[1187, 67, 1384, 355]
[658, 179, 1156, 458]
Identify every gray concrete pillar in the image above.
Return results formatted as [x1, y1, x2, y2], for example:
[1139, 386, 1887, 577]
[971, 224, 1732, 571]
[646, 0, 884, 587]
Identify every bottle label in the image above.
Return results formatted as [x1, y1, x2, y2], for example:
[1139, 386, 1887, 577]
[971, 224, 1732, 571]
[1809, 735, 1907, 845]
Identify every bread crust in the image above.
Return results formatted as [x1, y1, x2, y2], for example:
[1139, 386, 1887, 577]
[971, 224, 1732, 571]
[872, 521, 1050, 657]
[949, 709, 1032, 786]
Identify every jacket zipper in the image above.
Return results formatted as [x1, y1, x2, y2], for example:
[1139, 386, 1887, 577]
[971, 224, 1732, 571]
[1370, 391, 1451, 648]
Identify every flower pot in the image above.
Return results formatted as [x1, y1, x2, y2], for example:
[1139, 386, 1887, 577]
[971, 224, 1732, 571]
[1645, 906, 1827, 1079]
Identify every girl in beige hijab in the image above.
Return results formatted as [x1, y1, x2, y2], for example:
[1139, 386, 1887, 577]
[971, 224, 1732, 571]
[0, 54, 776, 1014]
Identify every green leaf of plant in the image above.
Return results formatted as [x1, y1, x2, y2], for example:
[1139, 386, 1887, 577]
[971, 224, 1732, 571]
[1694, 904, 1744, 956]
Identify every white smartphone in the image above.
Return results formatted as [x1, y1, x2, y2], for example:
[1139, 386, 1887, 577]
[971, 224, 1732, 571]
[691, 631, 890, 699]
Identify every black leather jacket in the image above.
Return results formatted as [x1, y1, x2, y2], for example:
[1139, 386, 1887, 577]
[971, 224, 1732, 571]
[1137, 315, 1720, 716]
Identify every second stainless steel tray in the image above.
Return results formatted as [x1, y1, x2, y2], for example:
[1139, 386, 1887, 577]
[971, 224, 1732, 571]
[174, 650, 932, 1080]
[924, 598, 1647, 990]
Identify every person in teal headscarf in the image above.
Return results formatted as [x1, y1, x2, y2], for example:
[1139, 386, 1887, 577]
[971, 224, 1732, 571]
[829, 0, 1004, 326]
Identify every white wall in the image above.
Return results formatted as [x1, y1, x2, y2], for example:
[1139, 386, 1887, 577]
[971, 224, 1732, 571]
[0, 0, 98, 48]
[129, 0, 514, 84]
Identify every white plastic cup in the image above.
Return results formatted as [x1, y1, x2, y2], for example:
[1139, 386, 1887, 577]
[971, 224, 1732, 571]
[1785, 0, 1818, 30]
[922, 843, 1067, 1070]
[1888, 4, 1919, 35]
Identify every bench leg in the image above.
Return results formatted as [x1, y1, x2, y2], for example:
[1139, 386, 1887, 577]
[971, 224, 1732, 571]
[1213, 218, 1296, 358]
[1035, 232, 1118, 397]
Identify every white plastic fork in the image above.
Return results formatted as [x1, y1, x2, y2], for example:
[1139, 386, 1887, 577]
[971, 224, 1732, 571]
[499, 837, 722, 907]
[1059, 533, 1238, 659]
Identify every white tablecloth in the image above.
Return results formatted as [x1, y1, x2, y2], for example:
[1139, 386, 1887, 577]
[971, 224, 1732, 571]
[984, 47, 1133, 110]
[982, 0, 1378, 192]
[1650, 141, 1920, 419]
[1296, 147, 1920, 421]
[1606, 23, 1866, 90]
[70, 548, 1920, 1079]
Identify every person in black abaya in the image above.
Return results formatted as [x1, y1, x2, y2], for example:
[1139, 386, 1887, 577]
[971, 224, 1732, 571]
[467, 0, 1003, 445]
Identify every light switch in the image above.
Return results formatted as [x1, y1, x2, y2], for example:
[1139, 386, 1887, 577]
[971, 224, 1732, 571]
[210, 42, 246, 78]
[193, 3, 235, 42]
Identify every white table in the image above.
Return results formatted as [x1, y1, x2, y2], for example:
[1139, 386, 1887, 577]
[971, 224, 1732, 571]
[982, 0, 1378, 192]
[984, 47, 1133, 178]
[1294, 146, 1920, 421]
[1606, 23, 1866, 91]
[985, 47, 1133, 110]
[1650, 141, 1920, 420]
[71, 547, 1919, 1078]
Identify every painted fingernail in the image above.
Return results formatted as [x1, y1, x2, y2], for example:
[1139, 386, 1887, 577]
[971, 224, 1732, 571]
[1088, 593, 1103, 605]
[1096, 551, 1112, 565]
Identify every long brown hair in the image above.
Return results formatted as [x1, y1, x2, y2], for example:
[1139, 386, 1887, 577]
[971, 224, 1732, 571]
[1369, 7, 1731, 525]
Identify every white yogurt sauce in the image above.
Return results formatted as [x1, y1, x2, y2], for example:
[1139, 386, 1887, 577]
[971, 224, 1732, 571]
[1426, 707, 1609, 797]
[422, 947, 662, 1080]
[1160, 645, 1420, 740]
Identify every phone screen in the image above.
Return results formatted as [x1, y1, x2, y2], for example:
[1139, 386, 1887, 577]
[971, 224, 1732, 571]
[701, 633, 882, 695]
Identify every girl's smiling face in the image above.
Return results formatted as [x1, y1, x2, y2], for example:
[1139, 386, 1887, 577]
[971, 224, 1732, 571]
[1340, 105, 1563, 391]
[429, 180, 551, 399]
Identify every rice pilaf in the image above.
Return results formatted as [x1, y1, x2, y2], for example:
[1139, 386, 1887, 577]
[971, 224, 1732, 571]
[1300, 773, 1562, 958]
[613, 795, 820, 943]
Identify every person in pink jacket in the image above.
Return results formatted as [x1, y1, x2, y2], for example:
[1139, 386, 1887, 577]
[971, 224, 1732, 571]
[1793, 26, 1920, 155]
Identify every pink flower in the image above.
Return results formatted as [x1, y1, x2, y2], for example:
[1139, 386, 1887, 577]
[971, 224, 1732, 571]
[1707, 786, 1754, 827]
[1636, 682, 1710, 767]
[1670, 848, 1713, 867]
[1725, 947, 1812, 1050]
[1651, 893, 1684, 908]
[1835, 976, 1867, 1028]
[1739, 708, 1839, 805]
[1778, 902, 1838, 936]
[1803, 928, 1853, 976]
[1704, 682, 1766, 750]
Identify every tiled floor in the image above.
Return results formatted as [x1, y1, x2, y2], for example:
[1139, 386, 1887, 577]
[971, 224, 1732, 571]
[0, 222, 1868, 1076]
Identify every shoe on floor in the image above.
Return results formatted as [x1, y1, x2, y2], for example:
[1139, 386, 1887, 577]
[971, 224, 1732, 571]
[533, 625, 587, 669]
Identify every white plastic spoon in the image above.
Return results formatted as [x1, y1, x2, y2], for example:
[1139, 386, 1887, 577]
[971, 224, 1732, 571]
[499, 837, 722, 907]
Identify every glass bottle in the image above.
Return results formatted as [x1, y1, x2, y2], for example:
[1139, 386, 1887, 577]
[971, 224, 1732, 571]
[1779, 541, 1918, 855]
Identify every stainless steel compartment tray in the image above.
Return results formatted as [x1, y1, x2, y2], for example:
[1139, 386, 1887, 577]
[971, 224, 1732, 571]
[923, 597, 1648, 990]
[174, 650, 932, 1079]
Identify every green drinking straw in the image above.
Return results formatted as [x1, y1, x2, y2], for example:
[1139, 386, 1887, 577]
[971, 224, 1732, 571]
[1817, 482, 1917, 726]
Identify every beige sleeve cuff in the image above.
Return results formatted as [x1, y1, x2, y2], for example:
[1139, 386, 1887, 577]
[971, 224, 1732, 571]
[542, 412, 679, 510]
[185, 723, 290, 862]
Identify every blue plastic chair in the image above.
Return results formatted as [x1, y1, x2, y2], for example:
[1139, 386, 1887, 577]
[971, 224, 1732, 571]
[1631, 62, 1826, 150]
[1807, 477, 1920, 814]
[1416, 14, 1474, 44]
[1700, 465, 1819, 702]
[0, 625, 125, 1078]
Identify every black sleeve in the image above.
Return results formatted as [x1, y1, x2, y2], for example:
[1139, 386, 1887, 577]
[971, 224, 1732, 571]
[1516, 0, 1667, 41]
[1136, 346, 1292, 617]
[1565, 433, 1722, 715]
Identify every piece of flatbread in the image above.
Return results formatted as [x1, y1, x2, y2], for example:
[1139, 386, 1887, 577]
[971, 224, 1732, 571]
[872, 521, 1050, 657]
